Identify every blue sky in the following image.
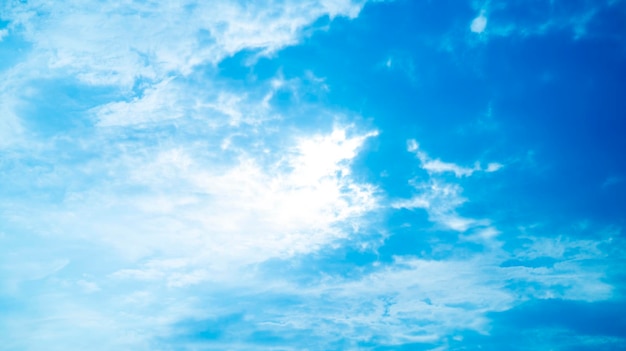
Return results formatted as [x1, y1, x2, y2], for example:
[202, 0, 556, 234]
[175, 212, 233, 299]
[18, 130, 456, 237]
[1, 0, 625, 350]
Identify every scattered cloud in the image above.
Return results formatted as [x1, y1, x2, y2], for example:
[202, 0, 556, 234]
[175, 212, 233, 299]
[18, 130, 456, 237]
[146, 231, 614, 349]
[392, 179, 488, 233]
[0, 0, 622, 350]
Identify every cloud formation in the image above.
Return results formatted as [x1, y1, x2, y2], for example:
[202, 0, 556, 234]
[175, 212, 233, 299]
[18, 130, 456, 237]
[1, 0, 624, 350]
[1, 0, 364, 86]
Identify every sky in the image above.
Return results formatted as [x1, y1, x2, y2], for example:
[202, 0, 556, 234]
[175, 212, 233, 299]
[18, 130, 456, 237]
[1, 0, 626, 350]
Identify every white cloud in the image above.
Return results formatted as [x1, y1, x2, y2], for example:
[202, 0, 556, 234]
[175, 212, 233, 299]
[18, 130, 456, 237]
[0, 0, 379, 306]
[514, 235, 606, 261]
[7, 122, 379, 273]
[292, 256, 515, 342]
[160, 242, 612, 348]
[395, 140, 506, 237]
[422, 158, 478, 177]
[0, 101, 380, 349]
[0, 1, 379, 343]
[91, 78, 184, 127]
[462, 1, 618, 43]
[392, 179, 489, 233]
[485, 162, 503, 172]
[406, 138, 502, 177]
[470, 10, 488, 33]
[407, 138, 419, 152]
[1, 0, 365, 88]
[389, 142, 615, 333]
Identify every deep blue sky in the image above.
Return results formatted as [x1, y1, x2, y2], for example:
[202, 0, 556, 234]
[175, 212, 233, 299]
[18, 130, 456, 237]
[1, 0, 625, 350]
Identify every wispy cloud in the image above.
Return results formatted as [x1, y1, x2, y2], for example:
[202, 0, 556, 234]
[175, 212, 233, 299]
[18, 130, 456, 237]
[406, 139, 503, 177]
[384, 140, 613, 345]
[143, 233, 614, 349]
[1, 0, 365, 87]
[394, 140, 502, 236]
[467, 0, 620, 42]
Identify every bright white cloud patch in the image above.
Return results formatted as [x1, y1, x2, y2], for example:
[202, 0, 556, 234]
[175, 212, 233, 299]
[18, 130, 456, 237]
[470, 10, 488, 33]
